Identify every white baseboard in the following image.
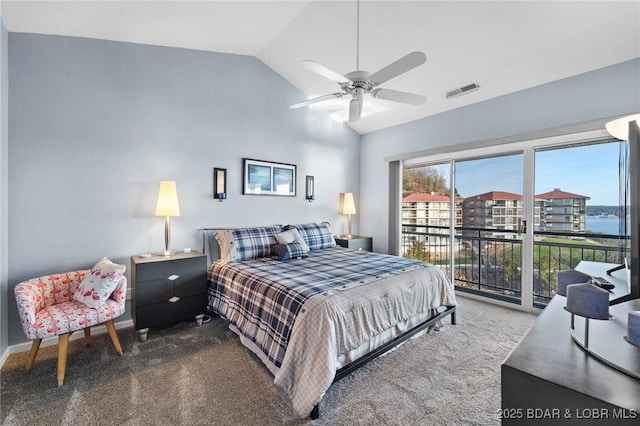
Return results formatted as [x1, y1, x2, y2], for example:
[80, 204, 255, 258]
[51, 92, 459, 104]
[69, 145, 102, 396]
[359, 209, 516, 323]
[1, 318, 134, 369]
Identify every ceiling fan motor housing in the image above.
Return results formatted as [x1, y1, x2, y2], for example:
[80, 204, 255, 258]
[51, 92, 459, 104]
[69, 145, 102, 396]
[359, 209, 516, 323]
[342, 71, 374, 95]
[291, 52, 427, 121]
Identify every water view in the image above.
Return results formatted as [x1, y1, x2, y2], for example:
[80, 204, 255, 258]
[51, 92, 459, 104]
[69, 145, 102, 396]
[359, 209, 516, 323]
[586, 216, 630, 235]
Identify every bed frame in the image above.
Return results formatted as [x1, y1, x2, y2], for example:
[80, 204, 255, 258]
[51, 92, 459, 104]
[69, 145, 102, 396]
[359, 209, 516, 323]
[201, 228, 457, 419]
[310, 304, 456, 419]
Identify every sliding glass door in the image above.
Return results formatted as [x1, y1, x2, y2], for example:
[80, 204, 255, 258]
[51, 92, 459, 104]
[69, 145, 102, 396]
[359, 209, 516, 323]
[401, 129, 624, 310]
[453, 153, 525, 303]
[532, 140, 627, 307]
[401, 162, 454, 276]
[403, 152, 526, 305]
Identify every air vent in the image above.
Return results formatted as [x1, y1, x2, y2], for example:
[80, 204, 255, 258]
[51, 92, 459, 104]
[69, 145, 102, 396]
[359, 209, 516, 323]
[446, 83, 480, 99]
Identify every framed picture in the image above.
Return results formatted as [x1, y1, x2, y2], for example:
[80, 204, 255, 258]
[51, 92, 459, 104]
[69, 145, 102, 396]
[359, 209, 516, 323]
[243, 158, 296, 196]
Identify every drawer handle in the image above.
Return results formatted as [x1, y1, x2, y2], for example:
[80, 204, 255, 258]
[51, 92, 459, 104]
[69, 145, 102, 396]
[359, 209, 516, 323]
[168, 296, 180, 303]
[167, 274, 180, 281]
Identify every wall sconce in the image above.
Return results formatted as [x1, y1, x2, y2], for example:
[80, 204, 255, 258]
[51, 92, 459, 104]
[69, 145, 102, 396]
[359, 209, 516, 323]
[305, 175, 315, 202]
[214, 168, 227, 202]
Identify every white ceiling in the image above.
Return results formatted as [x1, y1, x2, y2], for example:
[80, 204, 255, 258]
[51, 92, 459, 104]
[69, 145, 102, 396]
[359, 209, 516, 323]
[2, 1, 639, 134]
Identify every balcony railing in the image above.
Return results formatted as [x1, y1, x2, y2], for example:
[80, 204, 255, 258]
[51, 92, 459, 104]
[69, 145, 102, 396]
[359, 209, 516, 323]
[401, 224, 630, 308]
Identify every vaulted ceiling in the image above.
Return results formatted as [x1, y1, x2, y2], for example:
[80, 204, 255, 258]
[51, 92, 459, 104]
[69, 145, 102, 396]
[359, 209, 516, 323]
[2, 1, 639, 134]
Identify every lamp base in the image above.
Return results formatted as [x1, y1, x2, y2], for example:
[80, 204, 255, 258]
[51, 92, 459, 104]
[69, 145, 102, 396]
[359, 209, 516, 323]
[159, 250, 175, 257]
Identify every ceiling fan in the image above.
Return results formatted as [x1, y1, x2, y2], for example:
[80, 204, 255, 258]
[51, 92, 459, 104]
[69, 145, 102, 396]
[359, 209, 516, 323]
[289, 0, 427, 123]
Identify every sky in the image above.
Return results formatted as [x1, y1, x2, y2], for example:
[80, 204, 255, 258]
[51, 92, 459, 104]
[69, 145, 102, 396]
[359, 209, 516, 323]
[420, 140, 624, 205]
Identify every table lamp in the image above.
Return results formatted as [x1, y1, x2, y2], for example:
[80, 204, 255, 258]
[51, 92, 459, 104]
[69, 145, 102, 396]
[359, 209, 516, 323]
[155, 180, 181, 256]
[565, 282, 610, 349]
[340, 192, 356, 237]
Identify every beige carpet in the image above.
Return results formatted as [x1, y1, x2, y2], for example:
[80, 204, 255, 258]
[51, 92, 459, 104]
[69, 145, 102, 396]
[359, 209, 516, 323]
[1, 295, 536, 425]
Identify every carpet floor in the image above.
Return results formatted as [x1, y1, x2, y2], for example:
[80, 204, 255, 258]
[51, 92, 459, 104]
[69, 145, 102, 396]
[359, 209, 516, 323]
[1, 295, 537, 425]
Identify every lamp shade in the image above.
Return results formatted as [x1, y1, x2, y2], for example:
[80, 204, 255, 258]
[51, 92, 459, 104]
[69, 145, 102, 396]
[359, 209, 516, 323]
[605, 113, 640, 140]
[556, 270, 591, 296]
[155, 180, 181, 217]
[566, 283, 610, 320]
[340, 192, 356, 215]
[627, 312, 640, 347]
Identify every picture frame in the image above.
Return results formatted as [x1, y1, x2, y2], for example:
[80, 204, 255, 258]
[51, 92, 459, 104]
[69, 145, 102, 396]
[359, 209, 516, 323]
[243, 158, 296, 196]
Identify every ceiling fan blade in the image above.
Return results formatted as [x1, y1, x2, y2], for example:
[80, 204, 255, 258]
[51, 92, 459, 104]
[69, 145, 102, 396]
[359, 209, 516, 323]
[348, 98, 363, 122]
[369, 51, 427, 86]
[289, 92, 345, 109]
[372, 88, 426, 105]
[302, 60, 350, 84]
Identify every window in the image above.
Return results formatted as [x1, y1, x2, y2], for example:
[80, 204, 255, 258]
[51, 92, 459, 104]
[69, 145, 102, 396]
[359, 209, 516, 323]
[401, 128, 628, 309]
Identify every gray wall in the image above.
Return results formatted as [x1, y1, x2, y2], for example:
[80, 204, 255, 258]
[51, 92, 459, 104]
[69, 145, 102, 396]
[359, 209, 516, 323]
[1, 20, 8, 356]
[4, 31, 638, 350]
[6, 34, 360, 345]
[360, 59, 640, 253]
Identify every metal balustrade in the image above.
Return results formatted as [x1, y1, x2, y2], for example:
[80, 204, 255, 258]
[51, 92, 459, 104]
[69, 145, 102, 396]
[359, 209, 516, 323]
[401, 224, 630, 307]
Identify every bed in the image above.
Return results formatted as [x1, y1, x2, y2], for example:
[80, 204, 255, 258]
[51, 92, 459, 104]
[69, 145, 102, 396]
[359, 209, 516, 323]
[203, 223, 456, 419]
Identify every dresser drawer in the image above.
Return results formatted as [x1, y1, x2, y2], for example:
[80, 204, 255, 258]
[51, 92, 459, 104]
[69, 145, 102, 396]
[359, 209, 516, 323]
[136, 279, 175, 305]
[135, 294, 207, 329]
[135, 256, 204, 282]
[131, 251, 207, 339]
[175, 274, 208, 298]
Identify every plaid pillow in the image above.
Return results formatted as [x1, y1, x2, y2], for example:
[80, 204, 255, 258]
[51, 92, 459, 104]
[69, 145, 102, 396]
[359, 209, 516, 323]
[272, 243, 309, 261]
[216, 226, 282, 262]
[230, 226, 281, 261]
[284, 222, 336, 250]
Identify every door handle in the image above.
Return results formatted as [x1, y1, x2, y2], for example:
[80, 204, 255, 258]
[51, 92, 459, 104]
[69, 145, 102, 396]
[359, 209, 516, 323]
[518, 218, 527, 235]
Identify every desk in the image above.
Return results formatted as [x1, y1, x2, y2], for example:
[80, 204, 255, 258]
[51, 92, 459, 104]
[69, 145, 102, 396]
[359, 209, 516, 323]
[502, 296, 640, 424]
[575, 261, 630, 304]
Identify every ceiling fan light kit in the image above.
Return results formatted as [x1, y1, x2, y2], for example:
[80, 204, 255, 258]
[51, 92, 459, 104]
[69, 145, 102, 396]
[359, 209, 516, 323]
[289, 0, 428, 123]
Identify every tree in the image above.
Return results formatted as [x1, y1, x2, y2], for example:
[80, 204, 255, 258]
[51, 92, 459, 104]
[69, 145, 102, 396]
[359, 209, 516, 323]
[403, 167, 450, 197]
[405, 239, 429, 262]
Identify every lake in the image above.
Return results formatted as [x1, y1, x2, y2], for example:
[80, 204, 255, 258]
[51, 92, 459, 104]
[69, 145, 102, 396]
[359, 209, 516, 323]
[586, 216, 630, 235]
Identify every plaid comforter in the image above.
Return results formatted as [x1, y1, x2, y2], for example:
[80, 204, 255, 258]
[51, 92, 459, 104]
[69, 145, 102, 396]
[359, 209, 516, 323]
[208, 246, 456, 416]
[208, 247, 429, 367]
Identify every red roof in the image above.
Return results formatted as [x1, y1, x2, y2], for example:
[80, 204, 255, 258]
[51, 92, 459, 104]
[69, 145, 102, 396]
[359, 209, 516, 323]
[403, 193, 452, 202]
[463, 191, 522, 201]
[535, 188, 590, 200]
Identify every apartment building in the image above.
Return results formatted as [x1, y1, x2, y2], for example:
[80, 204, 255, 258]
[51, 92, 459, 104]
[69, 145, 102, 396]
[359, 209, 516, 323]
[402, 193, 462, 228]
[461, 191, 531, 238]
[536, 188, 590, 233]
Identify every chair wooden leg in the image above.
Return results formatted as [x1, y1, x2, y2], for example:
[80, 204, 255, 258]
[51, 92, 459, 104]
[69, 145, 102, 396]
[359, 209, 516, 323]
[57, 333, 69, 387]
[105, 320, 123, 355]
[84, 327, 92, 347]
[25, 338, 42, 374]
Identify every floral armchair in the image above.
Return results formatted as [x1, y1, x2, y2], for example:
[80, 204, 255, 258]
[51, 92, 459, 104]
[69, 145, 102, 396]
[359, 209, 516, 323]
[14, 266, 127, 387]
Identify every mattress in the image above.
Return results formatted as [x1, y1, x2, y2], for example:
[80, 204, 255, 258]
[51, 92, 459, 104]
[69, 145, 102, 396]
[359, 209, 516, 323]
[208, 246, 456, 416]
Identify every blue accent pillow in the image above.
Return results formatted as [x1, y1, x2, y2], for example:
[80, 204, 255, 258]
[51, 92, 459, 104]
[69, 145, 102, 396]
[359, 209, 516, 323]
[284, 222, 336, 250]
[273, 243, 309, 261]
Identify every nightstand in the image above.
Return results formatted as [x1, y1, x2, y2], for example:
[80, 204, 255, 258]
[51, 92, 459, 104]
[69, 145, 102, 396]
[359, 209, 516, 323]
[334, 235, 373, 252]
[131, 251, 207, 342]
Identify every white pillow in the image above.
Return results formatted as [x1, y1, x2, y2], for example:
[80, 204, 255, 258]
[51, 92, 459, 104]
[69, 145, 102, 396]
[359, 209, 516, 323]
[274, 228, 310, 253]
[73, 257, 126, 309]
